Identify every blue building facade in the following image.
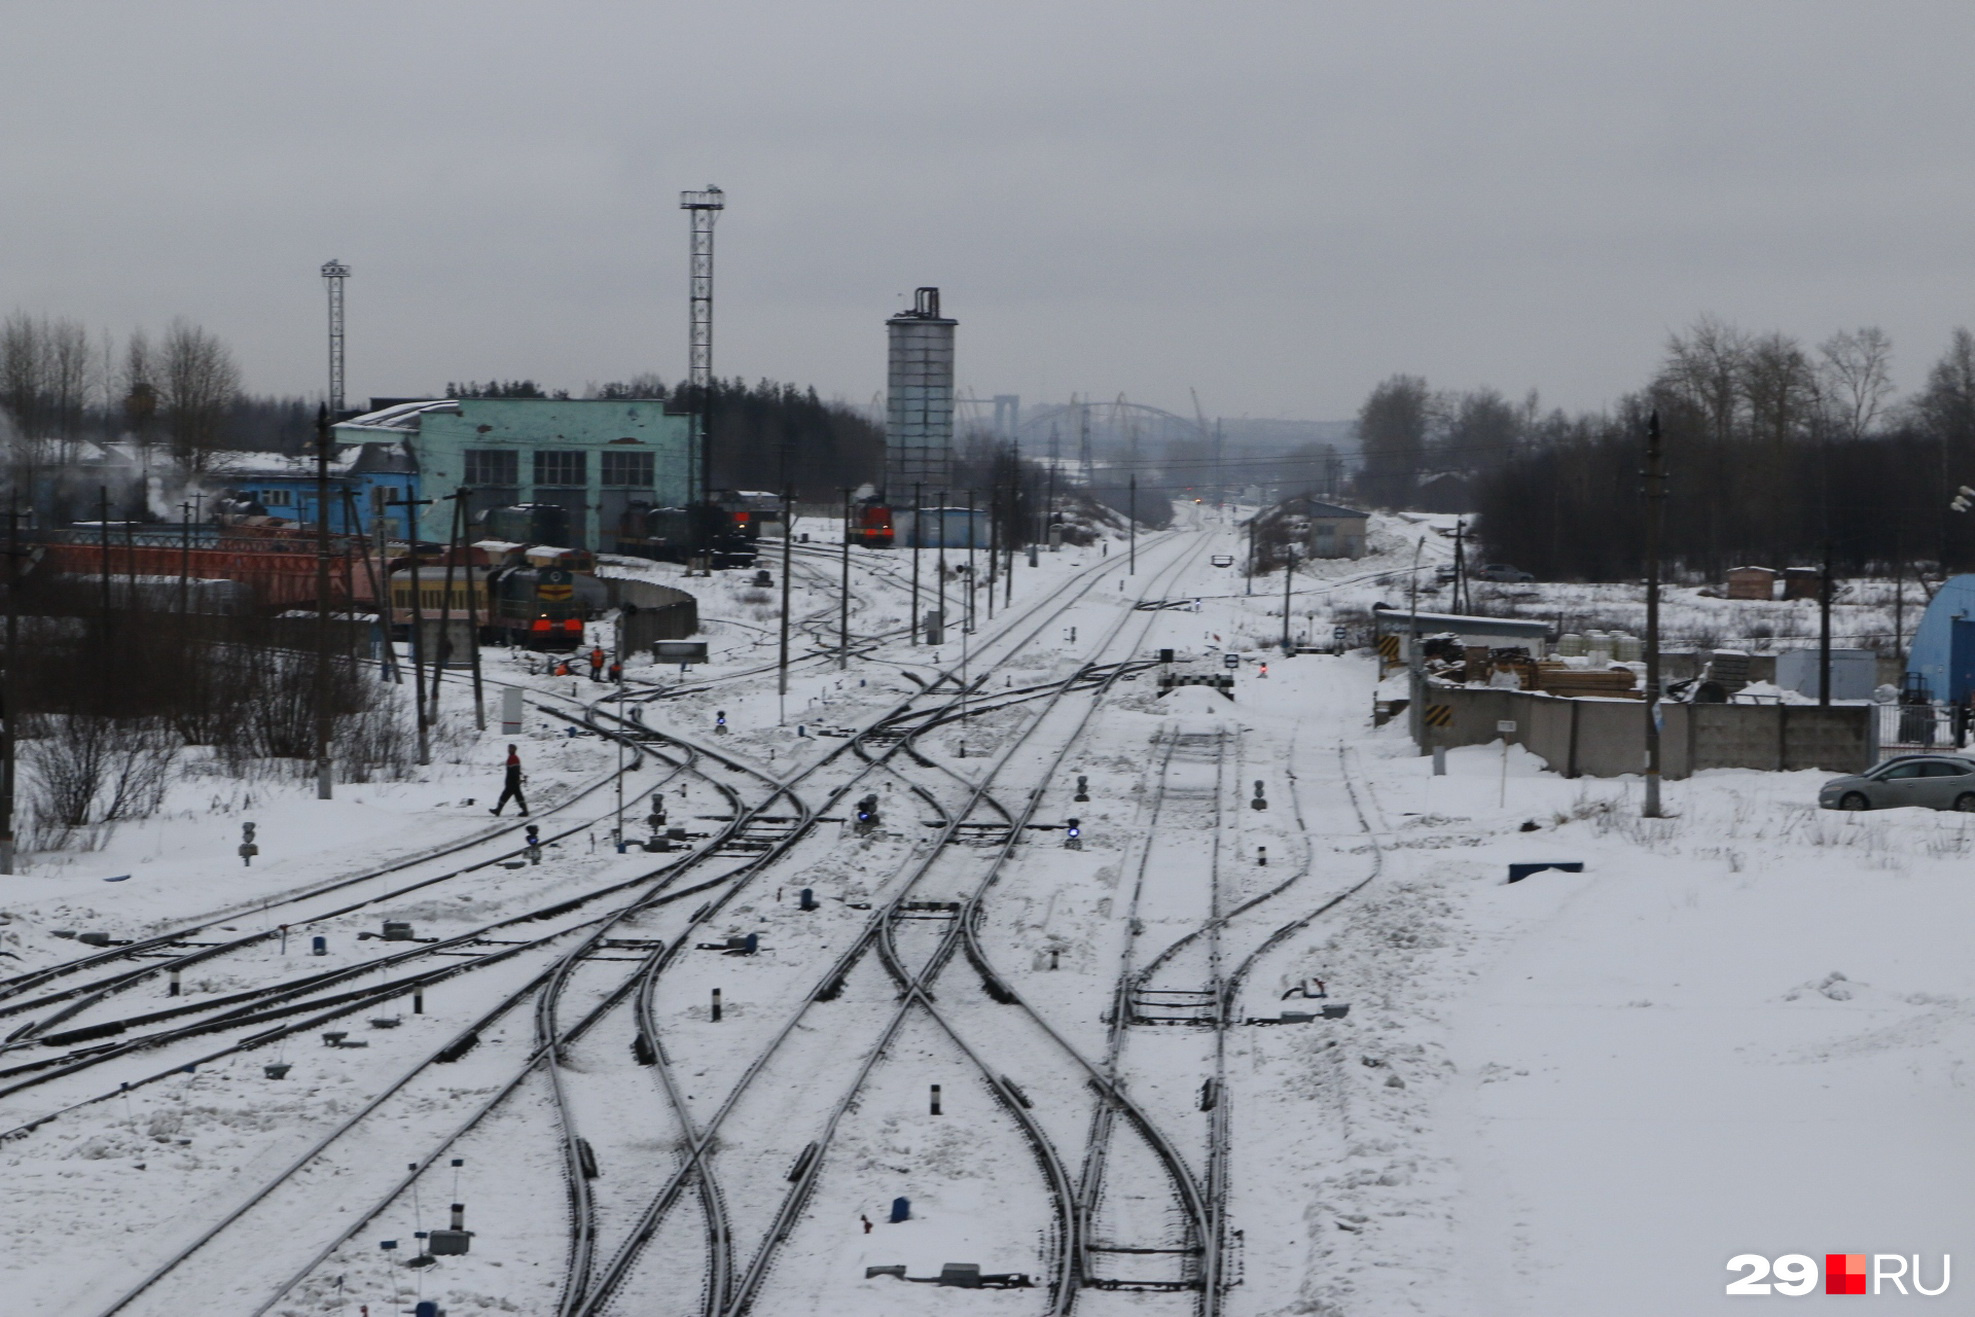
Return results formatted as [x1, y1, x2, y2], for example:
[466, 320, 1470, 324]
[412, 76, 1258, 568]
[210, 442, 420, 538]
[1905, 573, 1975, 703]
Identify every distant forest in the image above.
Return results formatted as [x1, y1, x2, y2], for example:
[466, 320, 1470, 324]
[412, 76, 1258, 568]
[1352, 319, 1975, 580]
[559, 375, 885, 500]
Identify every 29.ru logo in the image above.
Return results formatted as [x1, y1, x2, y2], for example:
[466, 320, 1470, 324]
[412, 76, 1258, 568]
[1726, 1254, 1950, 1296]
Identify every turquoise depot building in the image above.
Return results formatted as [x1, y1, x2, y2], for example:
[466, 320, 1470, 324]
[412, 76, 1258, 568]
[1906, 573, 1975, 703]
[334, 397, 702, 550]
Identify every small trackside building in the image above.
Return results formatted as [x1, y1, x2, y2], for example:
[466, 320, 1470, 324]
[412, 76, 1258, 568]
[334, 397, 701, 551]
[1297, 498, 1370, 559]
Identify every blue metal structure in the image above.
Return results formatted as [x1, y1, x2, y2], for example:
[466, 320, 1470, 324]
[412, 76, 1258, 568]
[1904, 573, 1975, 703]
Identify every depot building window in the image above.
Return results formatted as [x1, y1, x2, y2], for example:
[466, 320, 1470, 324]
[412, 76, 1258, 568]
[465, 449, 518, 487]
[601, 450, 653, 487]
[533, 449, 586, 487]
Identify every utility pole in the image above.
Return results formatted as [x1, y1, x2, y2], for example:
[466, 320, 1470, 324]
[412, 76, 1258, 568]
[986, 484, 998, 622]
[392, 494, 434, 765]
[1245, 516, 1255, 595]
[1819, 542, 1834, 707]
[459, 490, 485, 730]
[613, 605, 625, 847]
[778, 487, 793, 723]
[1282, 545, 1296, 653]
[179, 498, 193, 616]
[98, 486, 111, 625]
[361, 489, 400, 683]
[839, 488, 851, 669]
[1452, 518, 1469, 614]
[313, 405, 335, 800]
[936, 492, 948, 646]
[965, 489, 977, 633]
[1407, 535, 1425, 748]
[1642, 411, 1667, 819]
[1044, 454, 1057, 552]
[909, 483, 921, 645]
[1127, 473, 1137, 576]
[345, 489, 399, 683]
[432, 491, 465, 720]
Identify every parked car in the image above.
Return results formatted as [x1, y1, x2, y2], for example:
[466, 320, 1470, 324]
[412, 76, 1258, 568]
[1818, 755, 1975, 812]
[1476, 563, 1534, 583]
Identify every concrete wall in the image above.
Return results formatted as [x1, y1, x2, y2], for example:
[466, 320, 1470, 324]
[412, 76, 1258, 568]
[1418, 683, 1874, 778]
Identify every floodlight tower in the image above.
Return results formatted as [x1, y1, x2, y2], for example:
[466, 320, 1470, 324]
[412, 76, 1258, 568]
[679, 187, 724, 503]
[321, 260, 350, 416]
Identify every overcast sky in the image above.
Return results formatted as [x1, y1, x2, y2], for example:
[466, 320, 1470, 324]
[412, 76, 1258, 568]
[5, 2, 1974, 423]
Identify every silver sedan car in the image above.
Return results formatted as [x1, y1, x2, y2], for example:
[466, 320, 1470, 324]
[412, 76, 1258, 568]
[1819, 755, 1975, 812]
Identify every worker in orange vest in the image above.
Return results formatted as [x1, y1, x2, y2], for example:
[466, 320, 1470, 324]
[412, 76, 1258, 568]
[589, 644, 606, 683]
[490, 744, 528, 817]
[609, 657, 623, 684]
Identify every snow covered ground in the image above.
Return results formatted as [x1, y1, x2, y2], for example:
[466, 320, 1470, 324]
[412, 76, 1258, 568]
[1, 507, 1968, 1315]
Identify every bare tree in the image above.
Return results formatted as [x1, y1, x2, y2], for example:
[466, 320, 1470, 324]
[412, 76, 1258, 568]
[1817, 326, 1894, 441]
[1354, 374, 1433, 508]
[0, 313, 48, 443]
[42, 318, 92, 464]
[157, 318, 240, 472]
[1740, 332, 1817, 451]
[1658, 315, 1750, 445]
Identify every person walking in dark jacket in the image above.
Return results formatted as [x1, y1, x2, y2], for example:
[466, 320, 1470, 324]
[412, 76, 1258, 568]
[491, 744, 528, 816]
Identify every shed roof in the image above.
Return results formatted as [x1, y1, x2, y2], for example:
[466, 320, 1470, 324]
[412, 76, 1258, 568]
[1373, 605, 1550, 638]
[1288, 497, 1369, 520]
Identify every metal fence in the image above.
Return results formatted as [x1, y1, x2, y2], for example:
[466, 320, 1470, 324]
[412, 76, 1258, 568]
[1877, 703, 1967, 760]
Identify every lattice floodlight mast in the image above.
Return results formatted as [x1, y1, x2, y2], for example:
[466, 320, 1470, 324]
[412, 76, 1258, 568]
[321, 260, 350, 416]
[680, 188, 723, 507]
[680, 187, 723, 391]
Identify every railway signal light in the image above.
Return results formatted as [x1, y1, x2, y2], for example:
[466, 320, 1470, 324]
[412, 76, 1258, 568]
[1251, 779, 1268, 810]
[855, 794, 880, 835]
[1064, 818, 1082, 850]
[1073, 775, 1090, 803]
[239, 822, 259, 867]
[715, 710, 728, 734]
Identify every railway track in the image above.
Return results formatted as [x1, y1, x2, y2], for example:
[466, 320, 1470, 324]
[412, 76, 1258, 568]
[577, 533, 1217, 1317]
[94, 529, 1174, 1317]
